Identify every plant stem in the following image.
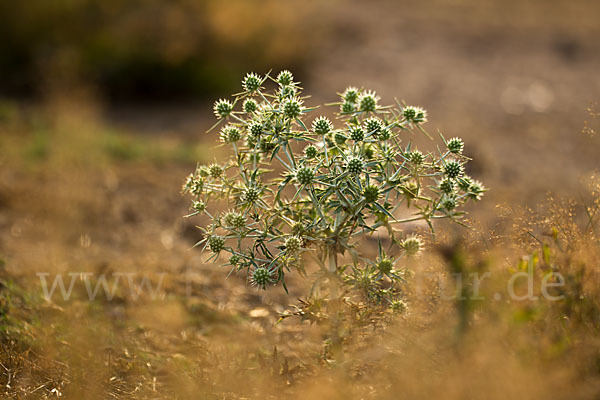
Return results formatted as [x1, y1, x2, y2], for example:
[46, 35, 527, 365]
[328, 246, 338, 274]
[327, 245, 344, 363]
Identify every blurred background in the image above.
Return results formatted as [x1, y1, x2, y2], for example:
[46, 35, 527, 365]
[1, 0, 600, 397]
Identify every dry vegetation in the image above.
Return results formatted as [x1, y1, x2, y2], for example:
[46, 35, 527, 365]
[1, 0, 600, 399]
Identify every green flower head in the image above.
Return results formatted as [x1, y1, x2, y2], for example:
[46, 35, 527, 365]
[213, 99, 233, 119]
[283, 97, 303, 119]
[447, 137, 464, 154]
[284, 236, 302, 254]
[363, 185, 379, 203]
[243, 98, 258, 113]
[251, 267, 273, 289]
[403, 106, 427, 124]
[364, 117, 383, 136]
[312, 116, 333, 135]
[377, 258, 394, 274]
[296, 166, 315, 185]
[443, 160, 464, 179]
[304, 145, 318, 158]
[349, 125, 365, 142]
[208, 236, 225, 253]
[346, 156, 364, 175]
[359, 90, 379, 112]
[342, 87, 359, 103]
[408, 150, 424, 165]
[277, 70, 294, 86]
[243, 72, 262, 93]
[209, 164, 224, 179]
[402, 236, 423, 256]
[341, 101, 356, 114]
[220, 125, 241, 143]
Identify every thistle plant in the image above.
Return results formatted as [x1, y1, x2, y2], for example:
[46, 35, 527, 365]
[183, 70, 485, 311]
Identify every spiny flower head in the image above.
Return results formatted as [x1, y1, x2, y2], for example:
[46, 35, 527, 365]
[342, 87, 359, 103]
[467, 180, 486, 201]
[349, 125, 365, 141]
[359, 90, 379, 112]
[242, 72, 262, 93]
[363, 185, 380, 203]
[376, 257, 394, 274]
[251, 267, 273, 289]
[296, 166, 315, 185]
[282, 97, 303, 119]
[243, 98, 258, 113]
[442, 196, 456, 211]
[209, 164, 224, 179]
[439, 178, 456, 194]
[364, 117, 383, 135]
[443, 160, 464, 179]
[402, 106, 427, 124]
[224, 211, 246, 229]
[402, 236, 423, 256]
[220, 125, 241, 143]
[277, 70, 294, 86]
[378, 128, 391, 141]
[447, 137, 464, 154]
[341, 101, 356, 114]
[284, 236, 302, 254]
[248, 121, 263, 137]
[312, 116, 333, 135]
[304, 145, 318, 158]
[208, 236, 225, 253]
[407, 150, 425, 165]
[346, 156, 364, 175]
[334, 132, 347, 145]
[390, 300, 407, 313]
[213, 99, 233, 119]
[229, 254, 241, 266]
[192, 200, 206, 213]
[457, 175, 473, 192]
[242, 186, 260, 204]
